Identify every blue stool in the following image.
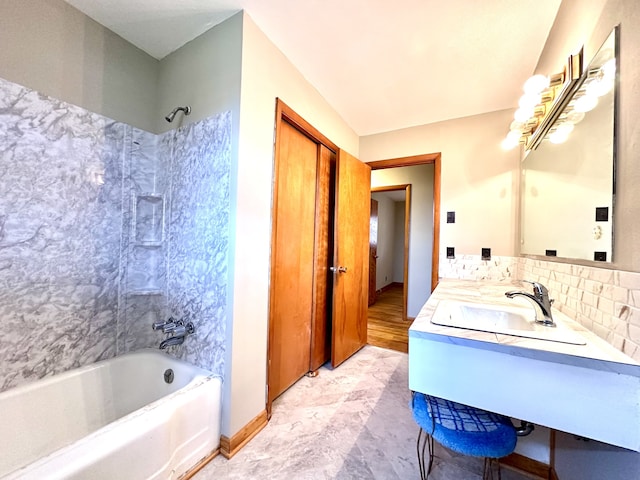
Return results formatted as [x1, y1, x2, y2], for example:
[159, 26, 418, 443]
[411, 392, 517, 480]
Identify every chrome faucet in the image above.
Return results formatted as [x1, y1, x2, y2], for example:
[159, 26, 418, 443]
[505, 280, 555, 326]
[159, 335, 186, 349]
[152, 317, 195, 349]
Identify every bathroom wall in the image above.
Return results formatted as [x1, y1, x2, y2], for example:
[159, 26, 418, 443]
[370, 192, 397, 291]
[0, 75, 231, 390]
[371, 165, 435, 317]
[0, 0, 159, 133]
[219, 12, 361, 436]
[393, 202, 406, 284]
[360, 109, 520, 262]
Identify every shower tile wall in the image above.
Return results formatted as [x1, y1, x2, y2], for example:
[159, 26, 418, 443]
[0, 77, 123, 390]
[0, 76, 230, 391]
[165, 114, 230, 373]
[120, 114, 231, 377]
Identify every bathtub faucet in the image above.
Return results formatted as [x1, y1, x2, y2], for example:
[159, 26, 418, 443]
[153, 317, 195, 349]
[159, 335, 185, 349]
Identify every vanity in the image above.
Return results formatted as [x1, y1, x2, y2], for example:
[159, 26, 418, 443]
[408, 279, 640, 452]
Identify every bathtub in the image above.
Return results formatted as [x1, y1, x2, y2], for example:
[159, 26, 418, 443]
[0, 349, 222, 480]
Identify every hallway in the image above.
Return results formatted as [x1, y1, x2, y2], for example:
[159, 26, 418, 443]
[367, 283, 410, 353]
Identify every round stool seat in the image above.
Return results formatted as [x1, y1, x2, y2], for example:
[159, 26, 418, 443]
[412, 393, 516, 459]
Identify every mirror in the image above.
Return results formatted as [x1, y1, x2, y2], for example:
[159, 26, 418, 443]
[520, 27, 617, 263]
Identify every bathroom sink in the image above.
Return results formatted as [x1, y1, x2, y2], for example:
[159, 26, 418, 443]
[431, 300, 586, 345]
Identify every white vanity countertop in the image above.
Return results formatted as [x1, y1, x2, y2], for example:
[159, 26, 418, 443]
[409, 279, 640, 375]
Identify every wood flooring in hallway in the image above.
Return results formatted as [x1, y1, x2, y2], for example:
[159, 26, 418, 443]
[367, 283, 410, 353]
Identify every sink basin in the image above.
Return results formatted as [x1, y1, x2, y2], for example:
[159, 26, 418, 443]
[431, 300, 586, 345]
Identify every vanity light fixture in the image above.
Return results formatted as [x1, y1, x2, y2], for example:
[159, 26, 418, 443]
[501, 50, 583, 151]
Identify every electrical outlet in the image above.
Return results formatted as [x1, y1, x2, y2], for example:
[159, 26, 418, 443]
[446, 247, 455, 259]
[594, 251, 607, 262]
[447, 211, 455, 223]
[595, 207, 609, 222]
[481, 248, 491, 260]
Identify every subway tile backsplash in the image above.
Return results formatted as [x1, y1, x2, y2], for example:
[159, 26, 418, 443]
[518, 258, 640, 363]
[439, 254, 640, 363]
[439, 255, 517, 281]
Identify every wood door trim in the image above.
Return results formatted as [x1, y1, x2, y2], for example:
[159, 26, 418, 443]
[368, 153, 441, 292]
[277, 98, 339, 154]
[368, 153, 440, 170]
[371, 184, 411, 321]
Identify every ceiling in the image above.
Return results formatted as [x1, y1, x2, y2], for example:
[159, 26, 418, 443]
[62, 0, 562, 136]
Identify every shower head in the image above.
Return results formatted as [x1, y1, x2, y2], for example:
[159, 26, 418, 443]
[165, 105, 191, 123]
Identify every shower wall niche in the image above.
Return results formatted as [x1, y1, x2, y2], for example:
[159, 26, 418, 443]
[0, 76, 231, 391]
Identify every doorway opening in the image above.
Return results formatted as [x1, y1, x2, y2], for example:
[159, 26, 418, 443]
[367, 185, 411, 353]
[366, 154, 441, 353]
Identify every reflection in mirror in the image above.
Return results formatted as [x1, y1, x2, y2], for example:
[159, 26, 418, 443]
[521, 27, 617, 263]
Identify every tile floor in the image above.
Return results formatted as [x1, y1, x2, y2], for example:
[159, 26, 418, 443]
[196, 346, 535, 479]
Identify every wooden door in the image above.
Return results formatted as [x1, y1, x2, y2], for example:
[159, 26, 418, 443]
[268, 120, 318, 403]
[309, 145, 334, 372]
[368, 199, 378, 306]
[331, 150, 371, 367]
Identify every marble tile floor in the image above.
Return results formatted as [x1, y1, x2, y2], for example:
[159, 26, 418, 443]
[196, 346, 535, 480]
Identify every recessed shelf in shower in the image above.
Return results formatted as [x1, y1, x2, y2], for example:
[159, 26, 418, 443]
[133, 193, 165, 244]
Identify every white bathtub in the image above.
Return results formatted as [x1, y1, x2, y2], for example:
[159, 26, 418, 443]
[0, 349, 222, 480]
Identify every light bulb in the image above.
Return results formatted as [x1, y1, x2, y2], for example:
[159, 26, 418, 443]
[523, 75, 550, 95]
[510, 120, 526, 133]
[573, 95, 598, 113]
[587, 78, 614, 97]
[514, 107, 534, 122]
[518, 93, 541, 110]
[549, 124, 574, 144]
[565, 110, 585, 124]
[601, 58, 616, 80]
[501, 131, 521, 150]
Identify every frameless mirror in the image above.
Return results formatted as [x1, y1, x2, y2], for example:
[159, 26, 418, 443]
[520, 27, 617, 263]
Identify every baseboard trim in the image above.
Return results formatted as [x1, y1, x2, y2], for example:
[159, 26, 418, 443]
[500, 452, 552, 479]
[179, 448, 219, 479]
[220, 410, 269, 459]
[377, 282, 403, 295]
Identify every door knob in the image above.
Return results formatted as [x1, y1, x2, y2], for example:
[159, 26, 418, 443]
[330, 266, 348, 273]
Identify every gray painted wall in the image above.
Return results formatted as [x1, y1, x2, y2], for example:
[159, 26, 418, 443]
[0, 0, 159, 133]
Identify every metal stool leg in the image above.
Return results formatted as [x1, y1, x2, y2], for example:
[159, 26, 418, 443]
[416, 428, 435, 479]
[482, 458, 502, 480]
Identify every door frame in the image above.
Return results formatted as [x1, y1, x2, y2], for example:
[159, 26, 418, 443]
[368, 153, 441, 296]
[370, 184, 411, 321]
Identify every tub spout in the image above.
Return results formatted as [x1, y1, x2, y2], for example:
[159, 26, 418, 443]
[155, 319, 195, 349]
[159, 335, 185, 349]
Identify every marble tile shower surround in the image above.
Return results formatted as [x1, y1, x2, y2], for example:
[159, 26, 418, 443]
[119, 113, 231, 373]
[0, 76, 230, 391]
